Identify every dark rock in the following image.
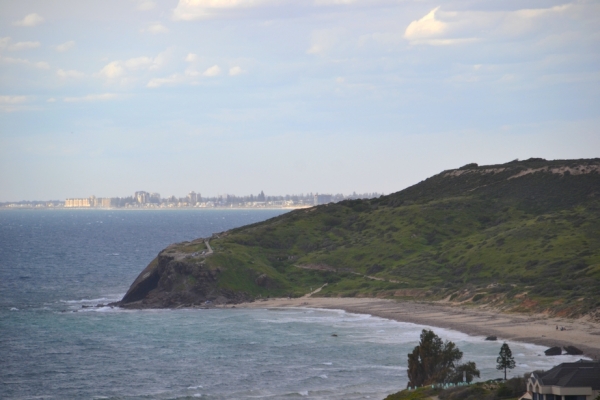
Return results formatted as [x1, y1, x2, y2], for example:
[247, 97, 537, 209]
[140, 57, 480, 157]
[255, 274, 275, 288]
[563, 345, 583, 355]
[545, 346, 562, 356]
[366, 264, 384, 275]
[112, 241, 254, 309]
[485, 336, 497, 341]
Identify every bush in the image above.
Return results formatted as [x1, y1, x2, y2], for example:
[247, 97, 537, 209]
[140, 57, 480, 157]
[472, 293, 485, 302]
[438, 385, 489, 400]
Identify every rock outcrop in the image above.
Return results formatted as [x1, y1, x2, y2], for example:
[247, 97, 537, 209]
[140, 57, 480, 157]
[563, 345, 583, 355]
[114, 239, 253, 309]
[544, 346, 562, 356]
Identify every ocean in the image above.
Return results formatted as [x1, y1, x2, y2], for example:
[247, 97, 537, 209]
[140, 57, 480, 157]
[0, 209, 584, 399]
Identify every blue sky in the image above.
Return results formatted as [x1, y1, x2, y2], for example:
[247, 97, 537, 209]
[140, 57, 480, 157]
[0, 0, 599, 201]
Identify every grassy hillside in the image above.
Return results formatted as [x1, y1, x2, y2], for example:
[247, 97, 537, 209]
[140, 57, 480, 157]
[121, 158, 600, 318]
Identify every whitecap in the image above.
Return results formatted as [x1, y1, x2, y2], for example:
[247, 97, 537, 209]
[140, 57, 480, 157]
[60, 297, 115, 304]
[298, 391, 308, 396]
[188, 385, 203, 389]
[319, 374, 328, 379]
[321, 362, 332, 365]
[10, 307, 18, 311]
[193, 394, 202, 398]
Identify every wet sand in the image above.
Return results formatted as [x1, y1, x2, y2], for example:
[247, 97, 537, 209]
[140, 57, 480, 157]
[236, 297, 600, 359]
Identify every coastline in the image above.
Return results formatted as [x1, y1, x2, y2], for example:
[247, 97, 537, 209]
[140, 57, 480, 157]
[235, 297, 600, 360]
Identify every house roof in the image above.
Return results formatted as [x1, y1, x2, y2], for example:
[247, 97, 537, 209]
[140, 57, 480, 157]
[532, 360, 600, 390]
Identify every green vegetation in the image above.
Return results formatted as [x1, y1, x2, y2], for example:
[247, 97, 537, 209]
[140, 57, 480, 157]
[384, 387, 440, 400]
[156, 158, 600, 316]
[407, 329, 480, 387]
[385, 376, 528, 400]
[496, 343, 516, 380]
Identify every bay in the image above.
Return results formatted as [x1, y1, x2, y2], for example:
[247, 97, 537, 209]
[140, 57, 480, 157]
[0, 209, 583, 399]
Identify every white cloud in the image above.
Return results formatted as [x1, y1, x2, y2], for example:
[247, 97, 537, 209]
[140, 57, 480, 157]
[136, 0, 156, 11]
[0, 95, 28, 112]
[0, 95, 27, 104]
[404, 4, 579, 46]
[185, 67, 200, 77]
[63, 93, 119, 103]
[143, 23, 169, 34]
[147, 74, 183, 88]
[173, 0, 275, 20]
[229, 66, 244, 76]
[57, 69, 85, 79]
[14, 13, 44, 27]
[0, 56, 50, 69]
[47, 98, 57, 103]
[55, 41, 75, 52]
[404, 7, 446, 41]
[98, 51, 169, 82]
[99, 61, 125, 79]
[124, 56, 153, 70]
[185, 53, 198, 62]
[203, 65, 221, 77]
[150, 51, 169, 71]
[0, 37, 10, 50]
[307, 29, 340, 55]
[8, 41, 41, 51]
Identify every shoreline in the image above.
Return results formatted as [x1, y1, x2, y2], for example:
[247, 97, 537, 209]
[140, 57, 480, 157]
[0, 206, 306, 211]
[235, 297, 600, 360]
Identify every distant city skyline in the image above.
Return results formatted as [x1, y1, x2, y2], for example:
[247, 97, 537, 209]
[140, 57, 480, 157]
[1, 189, 382, 207]
[1, 1, 598, 202]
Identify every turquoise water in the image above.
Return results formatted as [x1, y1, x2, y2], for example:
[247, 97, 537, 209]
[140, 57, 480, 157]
[0, 209, 584, 399]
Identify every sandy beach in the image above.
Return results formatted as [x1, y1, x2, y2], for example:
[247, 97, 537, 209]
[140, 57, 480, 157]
[236, 297, 600, 360]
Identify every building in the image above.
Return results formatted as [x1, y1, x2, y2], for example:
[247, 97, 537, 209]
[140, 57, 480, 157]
[134, 191, 150, 204]
[64, 196, 115, 208]
[65, 198, 91, 207]
[188, 191, 198, 204]
[150, 193, 161, 203]
[527, 360, 600, 400]
[314, 194, 333, 206]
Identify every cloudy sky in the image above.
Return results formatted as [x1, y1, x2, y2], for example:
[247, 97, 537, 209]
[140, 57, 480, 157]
[0, 0, 599, 201]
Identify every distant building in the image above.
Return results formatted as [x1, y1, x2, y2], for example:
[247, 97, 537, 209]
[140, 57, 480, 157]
[527, 360, 600, 400]
[65, 198, 91, 208]
[314, 194, 333, 206]
[150, 193, 161, 203]
[188, 191, 198, 204]
[65, 196, 115, 208]
[135, 191, 149, 204]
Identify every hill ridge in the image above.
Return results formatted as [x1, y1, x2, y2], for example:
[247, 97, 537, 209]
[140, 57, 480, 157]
[117, 158, 600, 320]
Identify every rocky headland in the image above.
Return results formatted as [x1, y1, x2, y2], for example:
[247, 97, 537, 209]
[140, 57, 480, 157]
[114, 158, 600, 326]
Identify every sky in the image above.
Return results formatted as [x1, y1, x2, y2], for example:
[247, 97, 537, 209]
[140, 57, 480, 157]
[0, 0, 599, 201]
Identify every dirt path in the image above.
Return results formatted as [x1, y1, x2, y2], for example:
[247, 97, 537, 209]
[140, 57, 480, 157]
[302, 283, 328, 298]
[204, 240, 213, 255]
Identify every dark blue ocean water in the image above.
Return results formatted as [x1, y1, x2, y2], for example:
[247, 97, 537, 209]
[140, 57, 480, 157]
[0, 209, 582, 399]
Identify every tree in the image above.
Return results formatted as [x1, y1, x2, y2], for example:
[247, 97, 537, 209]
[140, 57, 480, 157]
[448, 361, 481, 384]
[407, 329, 478, 387]
[496, 343, 516, 380]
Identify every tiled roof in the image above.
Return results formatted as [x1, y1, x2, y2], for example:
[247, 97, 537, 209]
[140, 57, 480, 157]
[534, 360, 600, 390]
